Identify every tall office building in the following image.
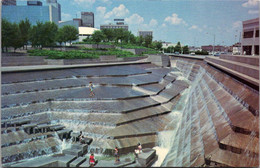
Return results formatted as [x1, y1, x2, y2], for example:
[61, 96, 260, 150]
[100, 19, 128, 30]
[46, 0, 57, 3]
[2, 0, 16, 5]
[81, 12, 94, 27]
[46, 0, 61, 21]
[138, 30, 153, 38]
[2, 3, 59, 25]
[27, 0, 43, 6]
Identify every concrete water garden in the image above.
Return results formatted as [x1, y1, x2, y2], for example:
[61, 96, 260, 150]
[1, 54, 259, 167]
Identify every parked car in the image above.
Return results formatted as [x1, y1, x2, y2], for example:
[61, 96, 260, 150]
[174, 52, 180, 55]
[213, 52, 220, 56]
[190, 52, 195, 55]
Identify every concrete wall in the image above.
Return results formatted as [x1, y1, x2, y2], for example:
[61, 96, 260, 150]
[147, 54, 170, 67]
[73, 44, 115, 49]
[119, 48, 149, 55]
[2, 56, 48, 66]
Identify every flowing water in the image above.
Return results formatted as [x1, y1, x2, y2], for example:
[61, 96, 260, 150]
[153, 64, 207, 167]
[152, 85, 191, 167]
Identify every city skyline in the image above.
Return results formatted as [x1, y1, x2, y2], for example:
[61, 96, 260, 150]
[16, 0, 259, 46]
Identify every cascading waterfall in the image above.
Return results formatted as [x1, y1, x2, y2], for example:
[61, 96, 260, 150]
[61, 138, 73, 150]
[154, 66, 209, 167]
[152, 80, 191, 167]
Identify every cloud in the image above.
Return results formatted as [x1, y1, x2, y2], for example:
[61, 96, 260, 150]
[248, 9, 259, 14]
[232, 21, 242, 29]
[74, 0, 96, 7]
[242, 0, 259, 7]
[149, 19, 158, 27]
[96, 6, 106, 16]
[164, 13, 186, 25]
[189, 25, 202, 32]
[61, 12, 73, 21]
[125, 13, 144, 25]
[104, 4, 129, 19]
[203, 25, 208, 29]
[101, 0, 110, 3]
[162, 23, 167, 28]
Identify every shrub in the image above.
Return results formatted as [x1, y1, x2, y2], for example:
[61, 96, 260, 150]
[195, 50, 209, 55]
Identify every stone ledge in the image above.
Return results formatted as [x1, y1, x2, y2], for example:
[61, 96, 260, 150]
[205, 56, 259, 79]
[205, 59, 259, 87]
[219, 55, 259, 66]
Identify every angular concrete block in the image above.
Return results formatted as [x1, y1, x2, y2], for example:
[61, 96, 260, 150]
[136, 148, 156, 166]
[62, 148, 83, 157]
[70, 157, 86, 167]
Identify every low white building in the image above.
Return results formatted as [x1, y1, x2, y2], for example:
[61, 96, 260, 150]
[78, 27, 99, 42]
[162, 42, 176, 49]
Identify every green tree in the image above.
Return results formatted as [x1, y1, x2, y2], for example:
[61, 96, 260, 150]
[2, 19, 13, 52]
[174, 41, 182, 53]
[91, 30, 105, 48]
[182, 45, 189, 54]
[114, 28, 128, 44]
[29, 22, 43, 48]
[101, 28, 114, 42]
[129, 33, 136, 44]
[152, 41, 162, 50]
[83, 36, 92, 43]
[56, 28, 66, 47]
[29, 21, 58, 49]
[136, 36, 144, 46]
[2, 19, 23, 52]
[144, 35, 153, 48]
[166, 46, 174, 53]
[19, 18, 31, 50]
[62, 25, 78, 45]
[12, 23, 23, 51]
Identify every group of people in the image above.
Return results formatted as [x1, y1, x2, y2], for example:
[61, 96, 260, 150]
[88, 143, 142, 167]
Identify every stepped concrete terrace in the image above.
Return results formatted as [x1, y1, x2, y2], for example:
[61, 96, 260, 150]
[2, 55, 259, 167]
[1, 60, 189, 166]
[161, 55, 259, 167]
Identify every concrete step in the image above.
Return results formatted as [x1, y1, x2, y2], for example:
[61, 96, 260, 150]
[219, 55, 259, 66]
[199, 81, 259, 158]
[70, 156, 86, 167]
[205, 56, 259, 86]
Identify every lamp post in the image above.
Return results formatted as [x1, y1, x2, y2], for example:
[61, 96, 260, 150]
[206, 32, 215, 54]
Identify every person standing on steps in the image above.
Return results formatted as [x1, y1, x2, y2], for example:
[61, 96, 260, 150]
[89, 81, 95, 97]
[135, 143, 142, 158]
[89, 153, 97, 167]
[114, 147, 120, 163]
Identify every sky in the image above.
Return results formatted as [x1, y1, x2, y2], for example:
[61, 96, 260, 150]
[17, 0, 259, 47]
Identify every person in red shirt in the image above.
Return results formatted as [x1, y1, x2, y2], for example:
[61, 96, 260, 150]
[89, 153, 96, 167]
[114, 147, 119, 163]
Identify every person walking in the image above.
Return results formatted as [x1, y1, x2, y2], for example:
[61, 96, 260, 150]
[89, 153, 96, 167]
[114, 147, 119, 163]
[89, 81, 95, 97]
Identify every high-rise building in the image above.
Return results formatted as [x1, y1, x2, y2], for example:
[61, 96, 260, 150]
[46, 0, 57, 3]
[46, 0, 61, 21]
[27, 0, 43, 6]
[138, 31, 153, 38]
[81, 12, 94, 27]
[2, 3, 59, 25]
[2, 0, 16, 5]
[100, 18, 128, 30]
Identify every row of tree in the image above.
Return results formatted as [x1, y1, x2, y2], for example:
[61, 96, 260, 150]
[2, 19, 78, 52]
[84, 28, 162, 50]
[163, 42, 190, 54]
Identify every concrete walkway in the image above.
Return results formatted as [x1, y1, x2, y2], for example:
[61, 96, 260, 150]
[1, 60, 151, 73]
[164, 53, 206, 60]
